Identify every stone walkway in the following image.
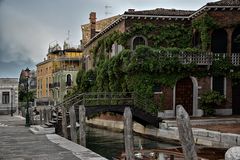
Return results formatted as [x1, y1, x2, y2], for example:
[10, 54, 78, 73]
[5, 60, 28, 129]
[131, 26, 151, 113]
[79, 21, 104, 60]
[0, 115, 106, 160]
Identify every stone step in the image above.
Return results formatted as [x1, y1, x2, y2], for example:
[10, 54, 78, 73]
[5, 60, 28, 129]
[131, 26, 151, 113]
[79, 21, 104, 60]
[45, 122, 54, 127]
[49, 120, 57, 124]
[163, 118, 240, 127]
[29, 125, 55, 135]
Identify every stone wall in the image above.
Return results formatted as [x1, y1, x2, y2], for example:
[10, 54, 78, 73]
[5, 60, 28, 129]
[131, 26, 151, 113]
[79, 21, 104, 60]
[83, 20, 125, 70]
[208, 10, 240, 28]
[81, 15, 121, 46]
[86, 118, 240, 148]
[0, 78, 18, 115]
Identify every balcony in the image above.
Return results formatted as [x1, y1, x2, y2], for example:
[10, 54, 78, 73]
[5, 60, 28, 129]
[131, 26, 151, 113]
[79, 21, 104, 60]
[49, 82, 60, 89]
[160, 52, 240, 66]
[53, 66, 80, 73]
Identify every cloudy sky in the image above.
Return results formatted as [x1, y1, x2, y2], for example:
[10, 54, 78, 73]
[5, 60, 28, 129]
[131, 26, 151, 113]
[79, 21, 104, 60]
[0, 0, 218, 78]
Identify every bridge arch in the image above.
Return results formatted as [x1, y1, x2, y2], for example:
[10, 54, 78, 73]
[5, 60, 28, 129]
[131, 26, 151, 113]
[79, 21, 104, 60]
[75, 105, 160, 128]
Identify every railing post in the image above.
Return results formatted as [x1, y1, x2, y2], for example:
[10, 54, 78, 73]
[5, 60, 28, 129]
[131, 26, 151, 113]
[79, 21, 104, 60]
[29, 108, 33, 125]
[132, 93, 135, 107]
[43, 107, 47, 124]
[39, 109, 43, 125]
[83, 94, 85, 105]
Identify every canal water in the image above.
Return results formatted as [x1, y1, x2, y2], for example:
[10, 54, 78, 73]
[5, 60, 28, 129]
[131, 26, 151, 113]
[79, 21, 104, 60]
[86, 126, 176, 159]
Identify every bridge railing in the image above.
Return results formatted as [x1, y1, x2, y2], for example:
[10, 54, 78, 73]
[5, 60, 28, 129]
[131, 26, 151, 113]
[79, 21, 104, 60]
[83, 92, 134, 106]
[133, 93, 159, 115]
[54, 91, 84, 109]
[53, 91, 160, 116]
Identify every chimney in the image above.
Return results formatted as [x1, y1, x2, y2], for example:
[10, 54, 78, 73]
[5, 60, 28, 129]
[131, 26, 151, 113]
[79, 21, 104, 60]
[128, 9, 135, 12]
[89, 12, 96, 39]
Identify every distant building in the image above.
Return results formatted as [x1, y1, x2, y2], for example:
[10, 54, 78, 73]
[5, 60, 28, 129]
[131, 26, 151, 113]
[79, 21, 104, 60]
[19, 69, 37, 105]
[19, 69, 37, 90]
[36, 42, 83, 105]
[0, 78, 18, 115]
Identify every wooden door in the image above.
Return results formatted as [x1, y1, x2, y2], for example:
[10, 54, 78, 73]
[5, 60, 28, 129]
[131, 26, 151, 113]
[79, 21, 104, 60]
[176, 78, 193, 116]
[232, 83, 240, 115]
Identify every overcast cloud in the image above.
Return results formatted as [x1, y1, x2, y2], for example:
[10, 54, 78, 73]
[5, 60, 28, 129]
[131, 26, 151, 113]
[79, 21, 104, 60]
[0, 0, 218, 78]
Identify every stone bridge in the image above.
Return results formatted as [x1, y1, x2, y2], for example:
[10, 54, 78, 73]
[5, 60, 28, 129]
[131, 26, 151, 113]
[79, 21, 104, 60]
[56, 92, 161, 128]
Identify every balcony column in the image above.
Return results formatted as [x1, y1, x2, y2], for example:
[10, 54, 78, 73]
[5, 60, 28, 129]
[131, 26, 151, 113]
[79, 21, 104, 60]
[226, 28, 234, 57]
[208, 30, 213, 52]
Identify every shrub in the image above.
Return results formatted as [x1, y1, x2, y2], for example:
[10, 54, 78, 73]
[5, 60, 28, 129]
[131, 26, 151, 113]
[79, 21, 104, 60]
[200, 91, 225, 116]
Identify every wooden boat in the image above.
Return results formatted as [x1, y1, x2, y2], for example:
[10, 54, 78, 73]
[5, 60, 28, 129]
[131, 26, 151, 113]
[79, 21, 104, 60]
[117, 146, 226, 160]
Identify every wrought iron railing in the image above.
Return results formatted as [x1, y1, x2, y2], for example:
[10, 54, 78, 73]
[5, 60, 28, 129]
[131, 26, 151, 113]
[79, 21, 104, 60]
[160, 52, 240, 65]
[53, 92, 159, 115]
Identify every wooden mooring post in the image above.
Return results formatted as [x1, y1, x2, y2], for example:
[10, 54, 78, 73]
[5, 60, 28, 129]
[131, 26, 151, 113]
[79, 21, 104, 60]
[69, 106, 77, 143]
[39, 109, 43, 125]
[124, 107, 134, 160]
[61, 106, 68, 139]
[79, 105, 86, 147]
[176, 105, 197, 160]
[43, 107, 47, 124]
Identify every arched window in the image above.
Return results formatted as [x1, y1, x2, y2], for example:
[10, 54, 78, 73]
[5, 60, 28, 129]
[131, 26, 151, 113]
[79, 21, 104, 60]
[193, 30, 201, 48]
[211, 29, 227, 53]
[131, 35, 147, 50]
[66, 74, 72, 86]
[232, 26, 240, 53]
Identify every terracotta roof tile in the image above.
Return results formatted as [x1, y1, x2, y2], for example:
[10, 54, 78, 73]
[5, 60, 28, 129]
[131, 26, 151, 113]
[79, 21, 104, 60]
[124, 8, 195, 17]
[207, 0, 240, 6]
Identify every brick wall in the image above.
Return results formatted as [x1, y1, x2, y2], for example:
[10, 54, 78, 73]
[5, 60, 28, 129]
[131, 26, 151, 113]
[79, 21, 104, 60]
[81, 15, 120, 46]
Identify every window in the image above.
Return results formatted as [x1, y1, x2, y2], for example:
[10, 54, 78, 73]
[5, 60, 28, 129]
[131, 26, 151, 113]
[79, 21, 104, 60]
[2, 92, 10, 104]
[66, 74, 72, 86]
[46, 78, 48, 96]
[132, 36, 147, 50]
[212, 76, 225, 95]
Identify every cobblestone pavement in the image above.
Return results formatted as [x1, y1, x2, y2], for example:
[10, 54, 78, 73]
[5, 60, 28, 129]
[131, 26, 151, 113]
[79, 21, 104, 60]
[0, 115, 80, 160]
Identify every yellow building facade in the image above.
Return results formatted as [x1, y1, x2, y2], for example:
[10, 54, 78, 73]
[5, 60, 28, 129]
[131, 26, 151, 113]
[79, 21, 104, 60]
[36, 44, 82, 105]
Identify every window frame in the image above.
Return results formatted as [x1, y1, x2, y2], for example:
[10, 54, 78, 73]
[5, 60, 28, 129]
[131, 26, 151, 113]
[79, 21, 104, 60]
[131, 35, 148, 50]
[2, 91, 10, 104]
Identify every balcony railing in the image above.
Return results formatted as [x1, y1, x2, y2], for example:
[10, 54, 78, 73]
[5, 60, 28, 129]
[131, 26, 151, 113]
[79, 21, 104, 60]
[232, 53, 240, 65]
[49, 82, 60, 89]
[160, 52, 240, 65]
[66, 81, 73, 87]
[53, 66, 80, 73]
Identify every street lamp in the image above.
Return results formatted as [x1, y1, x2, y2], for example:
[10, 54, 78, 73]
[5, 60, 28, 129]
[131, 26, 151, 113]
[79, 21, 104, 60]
[10, 88, 13, 116]
[25, 67, 31, 127]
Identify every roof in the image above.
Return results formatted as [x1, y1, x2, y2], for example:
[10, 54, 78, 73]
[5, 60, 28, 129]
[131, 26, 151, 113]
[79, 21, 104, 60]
[81, 15, 120, 28]
[124, 8, 195, 17]
[207, 0, 240, 6]
[83, 0, 240, 48]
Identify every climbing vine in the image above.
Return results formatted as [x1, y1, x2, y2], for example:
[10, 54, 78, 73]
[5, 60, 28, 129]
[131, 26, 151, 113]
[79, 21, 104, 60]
[92, 23, 193, 65]
[77, 20, 240, 113]
[192, 14, 218, 51]
[77, 45, 240, 112]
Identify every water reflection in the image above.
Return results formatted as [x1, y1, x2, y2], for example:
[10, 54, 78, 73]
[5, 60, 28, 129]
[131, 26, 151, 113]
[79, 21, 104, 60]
[86, 126, 174, 159]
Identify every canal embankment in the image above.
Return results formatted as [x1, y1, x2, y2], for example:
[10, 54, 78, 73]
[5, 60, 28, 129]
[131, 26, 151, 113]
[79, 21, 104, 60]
[86, 117, 240, 148]
[0, 115, 107, 160]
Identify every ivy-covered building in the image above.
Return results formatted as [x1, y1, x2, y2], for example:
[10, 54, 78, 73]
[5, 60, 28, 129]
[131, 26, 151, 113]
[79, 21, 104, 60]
[81, 0, 240, 118]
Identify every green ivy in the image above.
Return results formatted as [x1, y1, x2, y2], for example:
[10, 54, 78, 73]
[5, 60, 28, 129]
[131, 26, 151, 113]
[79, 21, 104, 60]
[76, 69, 96, 92]
[150, 24, 192, 48]
[192, 14, 218, 51]
[91, 23, 194, 66]
[200, 90, 225, 116]
[77, 45, 240, 113]
[210, 57, 233, 76]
